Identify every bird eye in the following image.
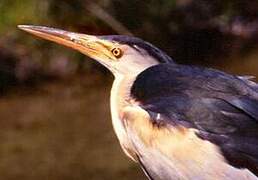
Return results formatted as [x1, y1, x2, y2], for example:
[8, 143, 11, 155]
[111, 48, 123, 58]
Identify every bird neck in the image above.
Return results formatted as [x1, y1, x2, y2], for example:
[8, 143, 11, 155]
[110, 73, 138, 148]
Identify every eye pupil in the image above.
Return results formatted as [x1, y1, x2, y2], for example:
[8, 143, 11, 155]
[111, 48, 122, 58]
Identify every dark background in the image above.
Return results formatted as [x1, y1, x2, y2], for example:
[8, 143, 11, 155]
[0, 0, 258, 179]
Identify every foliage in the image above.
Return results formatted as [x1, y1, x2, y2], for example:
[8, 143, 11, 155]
[0, 0, 258, 87]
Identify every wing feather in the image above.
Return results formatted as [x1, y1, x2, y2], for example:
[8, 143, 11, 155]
[131, 63, 258, 176]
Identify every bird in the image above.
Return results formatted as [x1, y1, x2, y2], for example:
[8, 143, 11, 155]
[18, 25, 258, 180]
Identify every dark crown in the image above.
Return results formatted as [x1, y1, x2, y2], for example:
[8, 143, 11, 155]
[100, 35, 174, 64]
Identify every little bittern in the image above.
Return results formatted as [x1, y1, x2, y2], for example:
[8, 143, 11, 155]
[19, 25, 258, 180]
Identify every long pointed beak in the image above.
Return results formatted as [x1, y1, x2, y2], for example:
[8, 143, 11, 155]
[18, 25, 116, 61]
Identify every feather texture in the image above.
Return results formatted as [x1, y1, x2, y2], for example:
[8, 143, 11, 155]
[131, 63, 258, 176]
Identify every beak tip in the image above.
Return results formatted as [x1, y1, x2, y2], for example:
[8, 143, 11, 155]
[17, 25, 34, 31]
[18, 24, 27, 29]
[18, 25, 44, 32]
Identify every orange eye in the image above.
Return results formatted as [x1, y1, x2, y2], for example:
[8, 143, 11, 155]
[111, 48, 123, 58]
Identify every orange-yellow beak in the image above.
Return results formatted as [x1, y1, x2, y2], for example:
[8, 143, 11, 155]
[18, 25, 117, 61]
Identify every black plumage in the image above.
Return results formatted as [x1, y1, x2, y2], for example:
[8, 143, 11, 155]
[131, 63, 258, 176]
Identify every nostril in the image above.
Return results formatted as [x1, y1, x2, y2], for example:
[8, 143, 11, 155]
[70, 37, 76, 43]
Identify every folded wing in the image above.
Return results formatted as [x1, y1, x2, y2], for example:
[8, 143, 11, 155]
[131, 63, 258, 176]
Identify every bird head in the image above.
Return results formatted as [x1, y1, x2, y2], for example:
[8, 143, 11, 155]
[18, 25, 173, 77]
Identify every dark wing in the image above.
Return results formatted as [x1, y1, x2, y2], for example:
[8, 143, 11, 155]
[131, 63, 258, 176]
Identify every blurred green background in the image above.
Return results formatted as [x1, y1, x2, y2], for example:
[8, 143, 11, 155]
[0, 0, 258, 179]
